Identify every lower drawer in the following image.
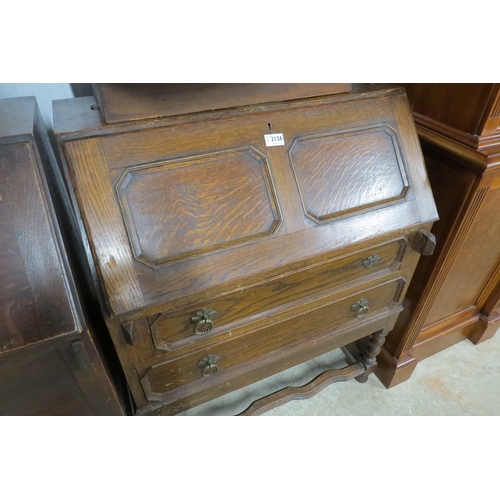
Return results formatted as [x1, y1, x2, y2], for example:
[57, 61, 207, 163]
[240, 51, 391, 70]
[139, 277, 405, 405]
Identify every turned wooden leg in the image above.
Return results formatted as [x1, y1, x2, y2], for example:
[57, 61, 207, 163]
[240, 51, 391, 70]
[355, 328, 389, 383]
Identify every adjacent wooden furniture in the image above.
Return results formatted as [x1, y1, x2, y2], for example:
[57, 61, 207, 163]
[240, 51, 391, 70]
[54, 84, 438, 415]
[0, 96, 124, 415]
[92, 83, 352, 123]
[402, 84, 500, 149]
[376, 84, 500, 388]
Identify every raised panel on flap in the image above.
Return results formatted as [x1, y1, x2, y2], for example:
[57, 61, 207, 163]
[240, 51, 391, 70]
[116, 147, 282, 268]
[289, 124, 410, 224]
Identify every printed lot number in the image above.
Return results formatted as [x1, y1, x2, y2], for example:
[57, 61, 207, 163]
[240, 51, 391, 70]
[264, 133, 285, 147]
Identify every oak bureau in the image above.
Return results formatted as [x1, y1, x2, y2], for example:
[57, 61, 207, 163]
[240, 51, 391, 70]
[53, 84, 438, 415]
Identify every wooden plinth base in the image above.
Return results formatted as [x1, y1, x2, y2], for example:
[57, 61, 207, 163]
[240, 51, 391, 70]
[374, 347, 418, 389]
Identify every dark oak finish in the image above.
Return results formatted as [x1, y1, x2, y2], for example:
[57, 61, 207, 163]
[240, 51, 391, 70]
[238, 362, 366, 416]
[378, 84, 500, 387]
[402, 84, 500, 149]
[92, 83, 352, 123]
[150, 238, 405, 352]
[0, 141, 77, 349]
[57, 88, 436, 317]
[115, 147, 282, 267]
[0, 97, 124, 415]
[411, 230, 437, 256]
[154, 313, 402, 416]
[54, 85, 438, 415]
[140, 277, 404, 405]
[355, 328, 389, 383]
[289, 124, 410, 222]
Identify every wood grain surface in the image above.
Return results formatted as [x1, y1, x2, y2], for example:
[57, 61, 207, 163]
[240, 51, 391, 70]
[93, 83, 352, 123]
[150, 239, 404, 351]
[289, 125, 408, 222]
[116, 148, 281, 267]
[238, 362, 366, 416]
[141, 278, 403, 401]
[57, 89, 436, 316]
[424, 186, 500, 326]
[0, 142, 77, 350]
[53, 86, 438, 414]
[379, 87, 500, 386]
[0, 97, 124, 415]
[401, 83, 500, 143]
[64, 138, 145, 315]
[151, 313, 402, 415]
[0, 95, 34, 139]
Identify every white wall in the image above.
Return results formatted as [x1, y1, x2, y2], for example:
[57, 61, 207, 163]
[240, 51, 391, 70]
[0, 83, 75, 131]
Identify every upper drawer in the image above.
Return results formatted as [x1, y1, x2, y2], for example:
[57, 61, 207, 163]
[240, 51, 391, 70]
[149, 238, 406, 352]
[58, 89, 437, 316]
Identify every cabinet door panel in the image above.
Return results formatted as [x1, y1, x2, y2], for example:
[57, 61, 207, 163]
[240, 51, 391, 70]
[424, 186, 500, 326]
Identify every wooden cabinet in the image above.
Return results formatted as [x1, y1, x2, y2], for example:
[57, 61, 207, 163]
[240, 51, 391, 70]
[376, 84, 500, 388]
[54, 84, 438, 415]
[92, 83, 352, 123]
[402, 84, 500, 149]
[0, 97, 124, 415]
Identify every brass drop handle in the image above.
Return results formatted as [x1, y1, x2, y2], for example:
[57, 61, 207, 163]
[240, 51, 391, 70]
[191, 308, 217, 335]
[198, 354, 221, 377]
[351, 298, 369, 318]
[362, 254, 381, 269]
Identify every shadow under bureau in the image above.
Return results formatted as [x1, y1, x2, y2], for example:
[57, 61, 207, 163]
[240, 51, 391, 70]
[53, 84, 438, 415]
